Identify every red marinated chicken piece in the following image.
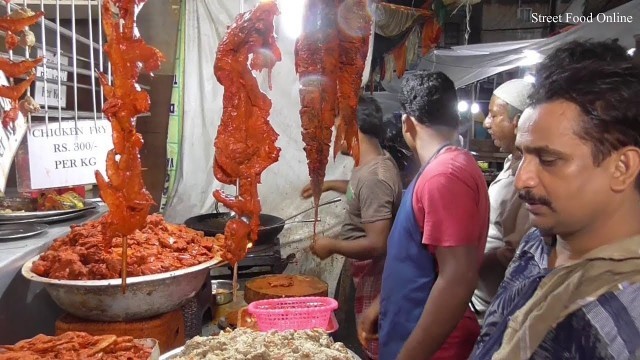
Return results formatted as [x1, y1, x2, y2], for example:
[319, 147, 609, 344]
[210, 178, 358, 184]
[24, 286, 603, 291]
[0, 56, 43, 78]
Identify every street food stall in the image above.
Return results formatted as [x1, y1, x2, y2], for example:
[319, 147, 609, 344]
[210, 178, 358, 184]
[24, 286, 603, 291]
[0, 0, 638, 358]
[0, 0, 383, 358]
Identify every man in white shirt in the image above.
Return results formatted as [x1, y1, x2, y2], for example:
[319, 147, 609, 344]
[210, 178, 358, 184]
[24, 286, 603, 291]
[471, 79, 533, 317]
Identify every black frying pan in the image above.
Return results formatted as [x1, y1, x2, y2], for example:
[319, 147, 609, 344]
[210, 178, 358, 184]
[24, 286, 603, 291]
[183, 197, 342, 245]
[184, 212, 285, 245]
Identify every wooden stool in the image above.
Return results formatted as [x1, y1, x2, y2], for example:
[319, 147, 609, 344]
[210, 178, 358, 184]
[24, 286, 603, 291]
[55, 309, 185, 354]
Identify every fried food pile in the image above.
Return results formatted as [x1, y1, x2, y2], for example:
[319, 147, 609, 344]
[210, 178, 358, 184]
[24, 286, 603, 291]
[31, 214, 224, 280]
[173, 329, 351, 360]
[295, 0, 372, 232]
[0, 6, 43, 128]
[95, 0, 165, 241]
[212, 0, 281, 263]
[0, 332, 152, 360]
[37, 191, 84, 211]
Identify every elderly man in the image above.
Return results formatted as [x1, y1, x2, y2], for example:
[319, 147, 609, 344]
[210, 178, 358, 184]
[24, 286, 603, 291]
[472, 79, 533, 316]
[471, 49, 640, 359]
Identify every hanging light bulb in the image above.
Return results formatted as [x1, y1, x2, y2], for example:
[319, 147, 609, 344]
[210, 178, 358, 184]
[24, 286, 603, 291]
[458, 101, 469, 112]
[278, 0, 305, 38]
[470, 103, 480, 114]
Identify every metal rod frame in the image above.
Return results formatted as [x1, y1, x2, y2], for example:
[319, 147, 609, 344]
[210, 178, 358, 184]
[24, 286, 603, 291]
[0, 1, 152, 129]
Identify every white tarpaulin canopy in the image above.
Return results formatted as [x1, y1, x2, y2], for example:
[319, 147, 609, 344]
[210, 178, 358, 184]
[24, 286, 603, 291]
[382, 0, 640, 91]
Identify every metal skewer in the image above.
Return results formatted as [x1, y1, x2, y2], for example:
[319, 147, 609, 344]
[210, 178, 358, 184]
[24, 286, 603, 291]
[232, 178, 240, 302]
[232, 261, 238, 302]
[121, 235, 128, 294]
[259, 197, 341, 230]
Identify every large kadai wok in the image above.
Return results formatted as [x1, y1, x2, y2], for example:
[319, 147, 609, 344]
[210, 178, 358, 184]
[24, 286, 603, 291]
[184, 197, 342, 245]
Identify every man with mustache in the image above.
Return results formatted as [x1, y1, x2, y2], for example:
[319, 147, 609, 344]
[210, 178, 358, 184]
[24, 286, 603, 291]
[471, 43, 640, 359]
[359, 71, 489, 360]
[472, 79, 533, 318]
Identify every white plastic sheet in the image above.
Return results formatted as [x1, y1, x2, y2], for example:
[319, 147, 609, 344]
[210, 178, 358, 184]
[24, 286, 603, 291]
[382, 0, 640, 90]
[163, 0, 377, 296]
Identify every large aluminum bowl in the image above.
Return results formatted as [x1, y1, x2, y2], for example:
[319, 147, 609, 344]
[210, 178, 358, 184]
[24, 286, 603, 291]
[22, 254, 225, 321]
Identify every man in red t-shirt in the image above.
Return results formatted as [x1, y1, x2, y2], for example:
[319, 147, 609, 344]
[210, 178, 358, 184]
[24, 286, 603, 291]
[358, 71, 489, 360]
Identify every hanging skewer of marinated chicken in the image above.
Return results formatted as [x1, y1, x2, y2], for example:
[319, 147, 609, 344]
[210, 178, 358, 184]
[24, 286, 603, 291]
[334, 0, 372, 166]
[212, 0, 282, 264]
[295, 0, 340, 234]
[296, 0, 372, 234]
[0, 7, 44, 128]
[96, 0, 165, 293]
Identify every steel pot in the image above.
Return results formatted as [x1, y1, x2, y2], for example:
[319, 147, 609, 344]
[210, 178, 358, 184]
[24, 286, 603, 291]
[211, 280, 238, 305]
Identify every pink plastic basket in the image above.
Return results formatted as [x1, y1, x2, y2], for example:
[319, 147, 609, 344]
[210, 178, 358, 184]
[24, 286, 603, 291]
[247, 296, 339, 332]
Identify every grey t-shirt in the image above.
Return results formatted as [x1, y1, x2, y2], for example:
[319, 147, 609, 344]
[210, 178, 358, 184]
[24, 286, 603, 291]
[339, 153, 403, 241]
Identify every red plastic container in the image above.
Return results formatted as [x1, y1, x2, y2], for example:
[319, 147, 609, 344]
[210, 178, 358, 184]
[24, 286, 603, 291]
[247, 296, 338, 332]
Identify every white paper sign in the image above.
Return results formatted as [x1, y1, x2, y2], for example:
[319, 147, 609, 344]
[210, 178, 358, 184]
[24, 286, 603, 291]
[27, 120, 113, 189]
[34, 48, 68, 108]
[0, 73, 27, 193]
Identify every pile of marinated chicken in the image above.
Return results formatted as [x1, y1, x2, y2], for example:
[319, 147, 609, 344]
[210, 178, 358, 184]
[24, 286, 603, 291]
[0, 332, 152, 360]
[32, 214, 225, 280]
